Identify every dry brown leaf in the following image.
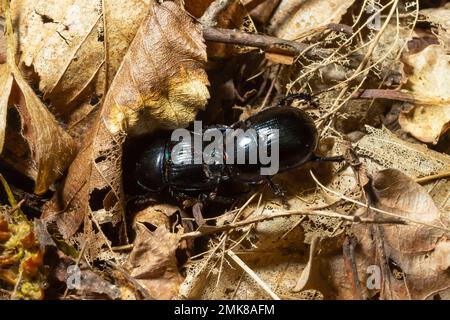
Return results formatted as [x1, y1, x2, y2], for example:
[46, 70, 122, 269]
[4, 73, 78, 194]
[356, 126, 450, 179]
[54, 252, 120, 299]
[399, 45, 450, 144]
[74, 267, 121, 299]
[133, 203, 180, 231]
[13, 0, 151, 117]
[345, 169, 449, 299]
[268, 0, 353, 40]
[45, 1, 209, 238]
[184, 0, 214, 18]
[126, 224, 183, 300]
[370, 169, 446, 252]
[0, 4, 77, 194]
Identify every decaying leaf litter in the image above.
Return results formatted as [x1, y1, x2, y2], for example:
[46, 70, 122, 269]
[0, 0, 449, 300]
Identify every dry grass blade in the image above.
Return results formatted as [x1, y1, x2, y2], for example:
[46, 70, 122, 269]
[227, 250, 281, 300]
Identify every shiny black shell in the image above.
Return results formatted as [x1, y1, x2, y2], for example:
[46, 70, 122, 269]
[165, 138, 224, 193]
[135, 137, 224, 195]
[134, 137, 167, 192]
[228, 107, 318, 182]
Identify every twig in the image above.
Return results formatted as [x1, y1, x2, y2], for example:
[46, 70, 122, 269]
[371, 222, 393, 299]
[112, 244, 134, 252]
[6, 199, 25, 216]
[11, 270, 23, 300]
[230, 272, 245, 299]
[227, 250, 281, 300]
[181, 208, 406, 240]
[356, 89, 415, 103]
[202, 27, 309, 56]
[356, 88, 450, 105]
[63, 235, 89, 298]
[195, 193, 258, 280]
[415, 171, 450, 184]
[342, 235, 364, 299]
[310, 171, 450, 233]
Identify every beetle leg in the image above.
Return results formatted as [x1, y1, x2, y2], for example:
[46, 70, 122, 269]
[276, 92, 318, 108]
[266, 177, 290, 209]
[210, 194, 239, 206]
[126, 193, 157, 211]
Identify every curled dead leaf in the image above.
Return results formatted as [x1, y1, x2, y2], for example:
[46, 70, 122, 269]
[126, 224, 183, 300]
[54, 253, 121, 299]
[1, 4, 77, 194]
[5, 74, 78, 194]
[133, 203, 180, 231]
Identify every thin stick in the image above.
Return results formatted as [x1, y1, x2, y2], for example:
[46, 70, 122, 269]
[227, 250, 281, 300]
[63, 235, 89, 298]
[342, 236, 364, 299]
[415, 171, 450, 184]
[202, 27, 309, 56]
[181, 208, 406, 240]
[356, 89, 415, 103]
[112, 244, 134, 252]
[11, 270, 23, 300]
[6, 199, 25, 216]
[310, 171, 450, 233]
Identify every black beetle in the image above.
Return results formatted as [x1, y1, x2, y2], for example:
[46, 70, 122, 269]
[130, 94, 343, 206]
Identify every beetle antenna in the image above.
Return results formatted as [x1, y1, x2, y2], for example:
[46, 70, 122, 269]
[311, 155, 345, 162]
[277, 92, 318, 108]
